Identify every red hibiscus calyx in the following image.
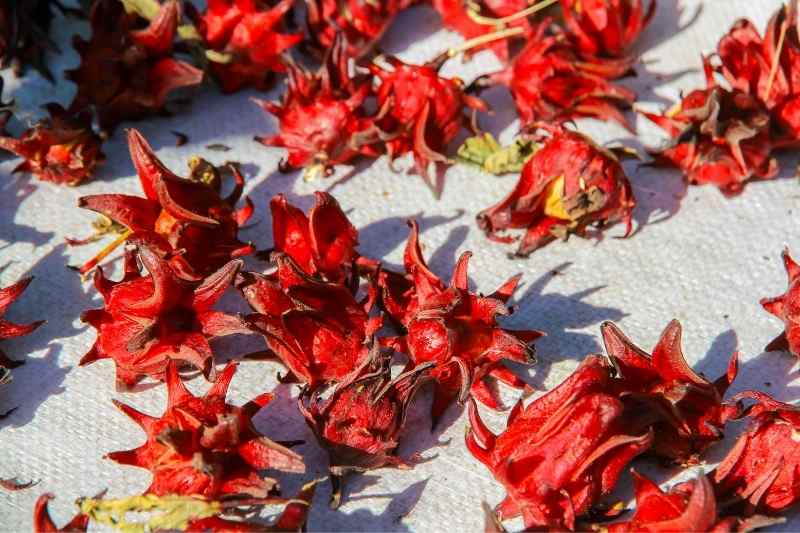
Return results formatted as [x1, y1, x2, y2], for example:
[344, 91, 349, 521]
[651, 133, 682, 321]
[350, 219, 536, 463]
[761, 248, 800, 357]
[255, 34, 380, 180]
[476, 125, 636, 256]
[80, 244, 249, 390]
[466, 355, 653, 530]
[0, 104, 105, 186]
[641, 57, 778, 196]
[601, 319, 741, 464]
[75, 129, 254, 278]
[298, 345, 432, 508]
[107, 360, 305, 498]
[368, 54, 489, 193]
[560, 0, 657, 59]
[378, 219, 540, 422]
[66, 0, 204, 132]
[237, 252, 381, 386]
[193, 0, 303, 93]
[33, 493, 91, 533]
[0, 276, 45, 371]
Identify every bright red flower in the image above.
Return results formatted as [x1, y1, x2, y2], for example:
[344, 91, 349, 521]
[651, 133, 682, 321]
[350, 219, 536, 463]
[606, 471, 720, 532]
[465, 355, 653, 531]
[560, 0, 656, 58]
[601, 320, 740, 464]
[298, 347, 430, 507]
[255, 35, 380, 177]
[33, 494, 89, 533]
[642, 58, 778, 196]
[77, 129, 254, 278]
[269, 192, 359, 285]
[377, 220, 540, 421]
[238, 253, 381, 386]
[195, 0, 302, 93]
[0, 276, 44, 371]
[716, 4, 800, 143]
[0, 104, 104, 186]
[713, 391, 800, 516]
[108, 360, 304, 498]
[80, 245, 247, 390]
[761, 248, 800, 357]
[66, 0, 203, 132]
[479, 21, 635, 129]
[306, 0, 414, 58]
[369, 55, 488, 189]
[477, 126, 635, 256]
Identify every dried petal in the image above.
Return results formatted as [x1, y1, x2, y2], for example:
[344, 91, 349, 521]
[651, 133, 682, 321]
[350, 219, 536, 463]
[762, 248, 800, 357]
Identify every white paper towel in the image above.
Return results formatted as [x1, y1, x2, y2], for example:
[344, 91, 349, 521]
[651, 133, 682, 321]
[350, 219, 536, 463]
[2, 1, 800, 531]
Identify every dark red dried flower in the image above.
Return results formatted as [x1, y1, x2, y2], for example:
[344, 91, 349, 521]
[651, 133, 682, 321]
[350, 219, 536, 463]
[80, 245, 247, 389]
[77, 129, 254, 278]
[716, 3, 800, 143]
[269, 192, 359, 285]
[761, 248, 800, 357]
[33, 494, 89, 533]
[255, 35, 379, 178]
[66, 0, 203, 131]
[378, 220, 539, 421]
[306, 0, 414, 58]
[0, 104, 104, 186]
[713, 391, 800, 516]
[369, 56, 488, 188]
[238, 253, 381, 386]
[0, 0, 59, 81]
[0, 276, 44, 370]
[108, 360, 304, 498]
[642, 58, 778, 196]
[196, 0, 302, 93]
[606, 471, 720, 532]
[601, 320, 740, 464]
[299, 347, 430, 507]
[477, 126, 635, 256]
[560, 0, 656, 58]
[479, 21, 635, 129]
[466, 355, 653, 530]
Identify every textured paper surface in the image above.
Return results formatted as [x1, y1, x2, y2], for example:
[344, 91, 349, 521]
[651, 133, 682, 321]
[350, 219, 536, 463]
[2, 0, 800, 530]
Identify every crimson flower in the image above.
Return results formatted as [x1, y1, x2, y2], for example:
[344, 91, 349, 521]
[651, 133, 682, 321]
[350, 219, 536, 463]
[762, 248, 800, 357]
[560, 0, 656, 58]
[0, 276, 44, 371]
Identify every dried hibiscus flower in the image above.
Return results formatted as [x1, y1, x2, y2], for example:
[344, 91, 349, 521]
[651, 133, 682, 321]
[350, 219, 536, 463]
[466, 355, 653, 530]
[299, 346, 430, 507]
[194, 0, 302, 93]
[76, 129, 254, 278]
[80, 245, 247, 389]
[66, 0, 203, 132]
[268, 192, 359, 285]
[716, 3, 800, 143]
[369, 55, 488, 191]
[0, 276, 44, 371]
[0, 104, 104, 186]
[255, 34, 379, 180]
[713, 391, 800, 516]
[108, 360, 304, 498]
[641, 58, 778, 196]
[477, 126, 635, 256]
[601, 320, 740, 464]
[378, 220, 540, 421]
[34, 493, 90, 533]
[762, 248, 800, 356]
[306, 0, 414, 58]
[474, 21, 635, 129]
[560, 0, 656, 59]
[238, 253, 381, 386]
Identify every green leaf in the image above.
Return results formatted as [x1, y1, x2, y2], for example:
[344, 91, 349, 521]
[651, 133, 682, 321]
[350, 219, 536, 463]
[457, 133, 538, 175]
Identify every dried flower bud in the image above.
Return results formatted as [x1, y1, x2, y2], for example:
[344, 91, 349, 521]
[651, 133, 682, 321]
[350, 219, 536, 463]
[477, 126, 635, 256]
[761, 248, 800, 357]
[560, 0, 656, 58]
[108, 361, 304, 498]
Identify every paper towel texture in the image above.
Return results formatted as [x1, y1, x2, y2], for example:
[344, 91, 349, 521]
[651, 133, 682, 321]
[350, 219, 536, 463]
[2, 0, 800, 530]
